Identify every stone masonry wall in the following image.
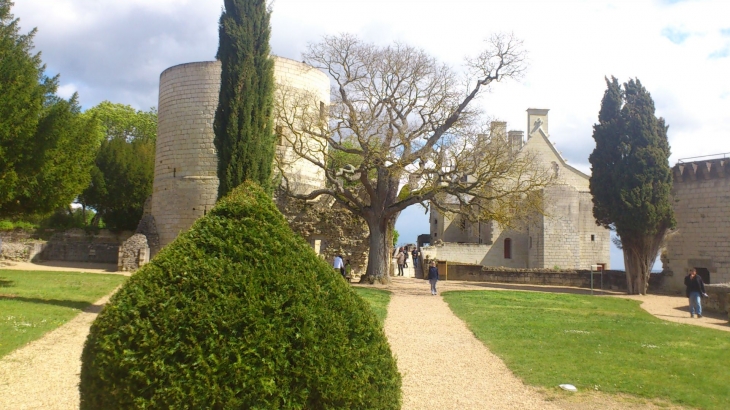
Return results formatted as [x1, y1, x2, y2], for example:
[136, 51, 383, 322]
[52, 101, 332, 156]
[151, 57, 330, 251]
[664, 159, 730, 292]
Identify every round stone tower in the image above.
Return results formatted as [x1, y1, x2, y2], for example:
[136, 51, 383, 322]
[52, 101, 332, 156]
[151, 57, 330, 251]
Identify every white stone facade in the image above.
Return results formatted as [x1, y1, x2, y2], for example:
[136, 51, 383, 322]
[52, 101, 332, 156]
[425, 108, 611, 270]
[151, 57, 330, 250]
[664, 159, 730, 290]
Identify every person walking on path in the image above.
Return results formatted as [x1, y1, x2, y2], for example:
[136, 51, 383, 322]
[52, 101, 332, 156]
[428, 260, 439, 295]
[684, 268, 708, 318]
[396, 249, 406, 276]
[333, 254, 345, 277]
[411, 247, 419, 269]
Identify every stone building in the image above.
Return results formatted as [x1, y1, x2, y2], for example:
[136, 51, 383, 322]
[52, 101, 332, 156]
[663, 157, 730, 290]
[422, 109, 611, 270]
[150, 57, 330, 251]
[119, 56, 369, 272]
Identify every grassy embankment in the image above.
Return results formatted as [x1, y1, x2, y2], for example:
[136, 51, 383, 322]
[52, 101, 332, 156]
[0, 270, 127, 358]
[444, 290, 730, 410]
[353, 287, 391, 323]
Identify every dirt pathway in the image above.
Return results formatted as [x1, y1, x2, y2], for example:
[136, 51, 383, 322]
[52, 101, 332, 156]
[0, 292, 114, 410]
[383, 279, 560, 410]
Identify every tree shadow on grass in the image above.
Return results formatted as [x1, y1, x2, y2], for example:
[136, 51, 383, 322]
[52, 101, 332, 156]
[0, 295, 90, 311]
[0, 278, 14, 287]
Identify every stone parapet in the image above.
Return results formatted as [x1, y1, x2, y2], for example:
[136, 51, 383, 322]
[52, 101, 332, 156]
[663, 158, 730, 292]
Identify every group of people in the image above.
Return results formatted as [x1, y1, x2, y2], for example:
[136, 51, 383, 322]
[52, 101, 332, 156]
[395, 246, 420, 276]
[332, 254, 351, 280]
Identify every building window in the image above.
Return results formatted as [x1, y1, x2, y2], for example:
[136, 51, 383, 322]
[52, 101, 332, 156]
[459, 218, 467, 231]
[504, 238, 512, 259]
[529, 236, 532, 249]
[591, 234, 595, 242]
[433, 219, 437, 226]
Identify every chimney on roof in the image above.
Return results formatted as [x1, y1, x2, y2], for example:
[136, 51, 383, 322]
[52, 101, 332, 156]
[490, 121, 507, 140]
[508, 130, 524, 153]
[526, 108, 549, 140]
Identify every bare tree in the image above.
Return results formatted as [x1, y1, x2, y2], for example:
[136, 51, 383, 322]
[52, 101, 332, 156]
[275, 33, 554, 281]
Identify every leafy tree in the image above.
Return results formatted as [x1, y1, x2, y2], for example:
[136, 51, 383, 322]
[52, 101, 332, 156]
[589, 77, 674, 294]
[79, 102, 156, 231]
[276, 33, 553, 281]
[0, 1, 99, 217]
[213, 0, 276, 198]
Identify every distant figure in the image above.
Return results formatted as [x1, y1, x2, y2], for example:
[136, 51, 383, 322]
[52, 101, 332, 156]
[333, 254, 345, 277]
[403, 247, 408, 268]
[428, 261, 439, 295]
[396, 248, 405, 276]
[411, 248, 419, 268]
[344, 259, 352, 280]
[684, 268, 708, 318]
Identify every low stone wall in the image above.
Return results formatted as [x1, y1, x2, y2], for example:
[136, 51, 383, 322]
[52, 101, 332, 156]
[1, 228, 132, 264]
[422, 261, 667, 292]
[704, 284, 730, 317]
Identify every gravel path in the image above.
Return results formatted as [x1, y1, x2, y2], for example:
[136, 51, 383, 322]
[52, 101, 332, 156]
[0, 292, 114, 410]
[383, 278, 560, 410]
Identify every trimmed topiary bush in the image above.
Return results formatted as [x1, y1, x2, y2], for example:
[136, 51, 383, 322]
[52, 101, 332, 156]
[79, 182, 401, 409]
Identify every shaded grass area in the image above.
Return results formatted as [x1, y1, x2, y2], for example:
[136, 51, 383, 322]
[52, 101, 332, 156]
[353, 287, 391, 323]
[443, 290, 730, 410]
[0, 270, 127, 358]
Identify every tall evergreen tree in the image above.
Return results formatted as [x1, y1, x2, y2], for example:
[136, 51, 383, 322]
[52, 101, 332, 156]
[589, 77, 675, 294]
[213, 0, 276, 198]
[0, 0, 100, 217]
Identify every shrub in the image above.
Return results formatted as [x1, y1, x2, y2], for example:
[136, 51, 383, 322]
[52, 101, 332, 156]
[0, 221, 13, 231]
[79, 182, 401, 409]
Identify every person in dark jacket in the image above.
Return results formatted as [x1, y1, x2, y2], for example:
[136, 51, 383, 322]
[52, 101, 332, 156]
[428, 261, 439, 295]
[684, 268, 708, 318]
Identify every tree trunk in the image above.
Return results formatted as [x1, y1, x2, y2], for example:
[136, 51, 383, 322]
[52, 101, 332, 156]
[622, 229, 667, 295]
[365, 217, 391, 284]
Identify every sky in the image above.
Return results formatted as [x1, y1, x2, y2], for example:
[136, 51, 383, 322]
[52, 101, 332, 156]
[13, 0, 730, 270]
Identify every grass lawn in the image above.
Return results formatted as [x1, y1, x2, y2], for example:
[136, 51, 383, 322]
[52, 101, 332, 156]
[353, 287, 391, 323]
[444, 290, 730, 410]
[0, 270, 127, 358]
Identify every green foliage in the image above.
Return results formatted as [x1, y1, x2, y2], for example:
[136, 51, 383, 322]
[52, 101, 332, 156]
[392, 229, 399, 247]
[445, 290, 730, 410]
[40, 206, 95, 230]
[0, 219, 37, 231]
[80, 182, 401, 409]
[79, 102, 156, 231]
[0, 270, 127, 359]
[214, 0, 276, 198]
[589, 77, 674, 238]
[0, 1, 100, 217]
[589, 77, 674, 293]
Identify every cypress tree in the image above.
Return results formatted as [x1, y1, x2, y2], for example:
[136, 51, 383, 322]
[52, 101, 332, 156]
[589, 77, 675, 294]
[213, 0, 276, 199]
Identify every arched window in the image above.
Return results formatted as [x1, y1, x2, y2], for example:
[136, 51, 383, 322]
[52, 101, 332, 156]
[504, 238, 512, 259]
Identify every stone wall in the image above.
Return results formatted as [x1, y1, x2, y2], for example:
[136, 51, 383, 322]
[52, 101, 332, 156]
[38, 229, 129, 263]
[118, 233, 150, 272]
[664, 159, 730, 292]
[704, 284, 730, 315]
[151, 57, 331, 251]
[423, 261, 664, 292]
[151, 61, 221, 252]
[276, 192, 369, 277]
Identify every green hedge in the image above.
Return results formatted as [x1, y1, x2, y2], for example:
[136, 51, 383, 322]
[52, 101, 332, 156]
[79, 182, 401, 409]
